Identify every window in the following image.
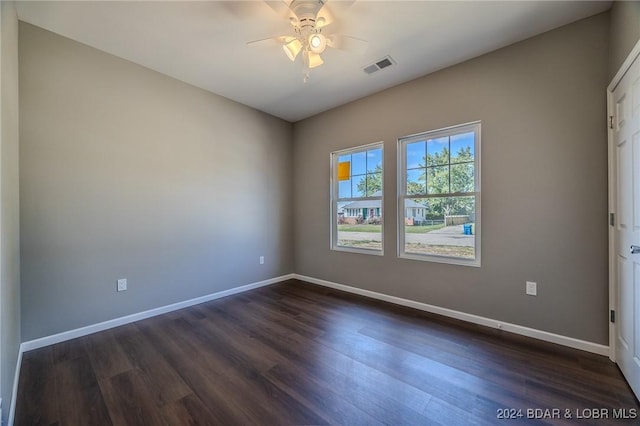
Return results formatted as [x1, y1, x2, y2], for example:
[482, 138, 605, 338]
[331, 142, 384, 254]
[398, 122, 480, 266]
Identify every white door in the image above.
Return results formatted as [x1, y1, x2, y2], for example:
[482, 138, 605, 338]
[612, 48, 640, 400]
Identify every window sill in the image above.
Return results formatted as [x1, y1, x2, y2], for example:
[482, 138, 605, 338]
[331, 246, 384, 256]
[398, 251, 480, 267]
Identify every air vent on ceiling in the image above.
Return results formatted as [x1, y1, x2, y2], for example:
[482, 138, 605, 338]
[363, 55, 396, 75]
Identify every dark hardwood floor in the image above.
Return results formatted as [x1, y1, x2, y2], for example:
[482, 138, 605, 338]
[15, 279, 639, 425]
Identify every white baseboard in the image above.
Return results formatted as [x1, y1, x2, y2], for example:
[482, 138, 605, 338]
[21, 274, 294, 353]
[293, 274, 609, 357]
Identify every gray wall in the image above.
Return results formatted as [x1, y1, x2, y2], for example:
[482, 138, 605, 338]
[609, 1, 640, 79]
[0, 2, 20, 422]
[293, 13, 610, 344]
[1, 1, 21, 423]
[19, 23, 293, 341]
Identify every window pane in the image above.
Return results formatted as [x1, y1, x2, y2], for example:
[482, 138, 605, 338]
[337, 206, 382, 251]
[352, 175, 366, 197]
[403, 198, 429, 224]
[404, 196, 475, 259]
[426, 137, 449, 166]
[426, 165, 449, 194]
[407, 169, 425, 195]
[406, 141, 425, 169]
[366, 148, 382, 173]
[366, 172, 382, 196]
[450, 132, 474, 163]
[451, 163, 474, 193]
[351, 151, 366, 175]
[338, 179, 351, 199]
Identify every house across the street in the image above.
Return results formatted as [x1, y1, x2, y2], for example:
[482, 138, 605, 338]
[340, 191, 427, 224]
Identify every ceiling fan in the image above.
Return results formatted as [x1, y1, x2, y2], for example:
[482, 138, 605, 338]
[248, 0, 368, 82]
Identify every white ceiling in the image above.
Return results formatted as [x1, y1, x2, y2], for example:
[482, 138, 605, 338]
[16, 1, 611, 122]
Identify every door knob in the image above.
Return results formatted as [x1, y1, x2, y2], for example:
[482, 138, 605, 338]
[631, 245, 640, 254]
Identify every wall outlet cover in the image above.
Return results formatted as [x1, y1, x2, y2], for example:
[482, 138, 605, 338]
[117, 278, 127, 292]
[526, 281, 537, 296]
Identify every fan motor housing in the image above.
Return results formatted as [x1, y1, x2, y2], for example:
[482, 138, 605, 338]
[290, 0, 324, 22]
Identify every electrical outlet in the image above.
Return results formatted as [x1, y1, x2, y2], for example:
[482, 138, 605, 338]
[259, 256, 265, 265]
[117, 278, 127, 292]
[526, 281, 537, 296]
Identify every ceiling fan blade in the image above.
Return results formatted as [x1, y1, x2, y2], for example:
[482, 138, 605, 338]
[326, 34, 368, 55]
[323, 0, 356, 15]
[315, 3, 334, 29]
[247, 35, 296, 48]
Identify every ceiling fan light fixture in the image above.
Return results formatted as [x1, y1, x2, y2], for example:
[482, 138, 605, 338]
[308, 33, 327, 54]
[248, 0, 367, 81]
[307, 51, 324, 68]
[283, 38, 303, 61]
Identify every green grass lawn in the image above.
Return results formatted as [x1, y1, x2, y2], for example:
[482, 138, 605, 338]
[338, 224, 382, 232]
[405, 224, 445, 233]
[337, 224, 445, 233]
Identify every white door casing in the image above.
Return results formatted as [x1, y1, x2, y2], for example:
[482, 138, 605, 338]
[609, 39, 640, 401]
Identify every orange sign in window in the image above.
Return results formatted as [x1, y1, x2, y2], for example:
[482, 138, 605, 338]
[337, 162, 350, 181]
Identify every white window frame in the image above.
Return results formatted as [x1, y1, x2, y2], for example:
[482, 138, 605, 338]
[330, 142, 384, 255]
[397, 121, 481, 266]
